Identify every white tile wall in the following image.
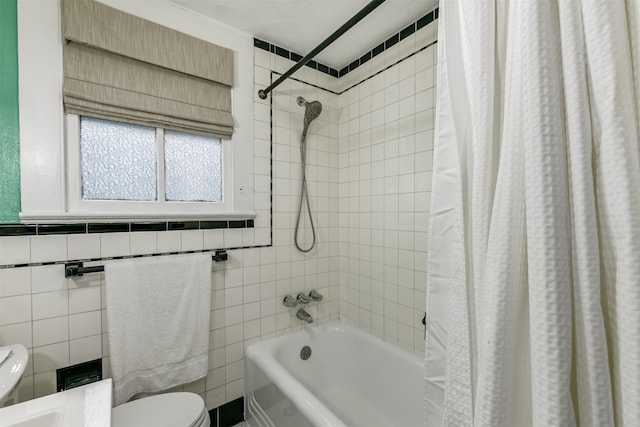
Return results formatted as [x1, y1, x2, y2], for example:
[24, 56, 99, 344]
[0, 19, 436, 410]
[0, 47, 340, 410]
[337, 21, 437, 356]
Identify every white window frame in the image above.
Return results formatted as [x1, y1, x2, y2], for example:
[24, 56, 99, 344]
[18, 0, 256, 223]
[66, 114, 233, 218]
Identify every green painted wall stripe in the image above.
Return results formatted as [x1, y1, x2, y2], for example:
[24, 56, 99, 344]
[0, 0, 21, 223]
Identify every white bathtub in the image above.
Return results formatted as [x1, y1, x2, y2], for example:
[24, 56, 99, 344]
[245, 322, 424, 427]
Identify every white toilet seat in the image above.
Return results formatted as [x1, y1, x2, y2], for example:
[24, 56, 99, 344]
[112, 392, 210, 427]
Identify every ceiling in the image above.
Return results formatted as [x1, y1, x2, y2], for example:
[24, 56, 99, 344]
[170, 0, 438, 69]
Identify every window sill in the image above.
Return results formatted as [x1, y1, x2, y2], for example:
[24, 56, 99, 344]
[19, 211, 257, 224]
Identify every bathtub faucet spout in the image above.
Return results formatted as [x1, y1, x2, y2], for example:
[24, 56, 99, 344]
[296, 308, 313, 323]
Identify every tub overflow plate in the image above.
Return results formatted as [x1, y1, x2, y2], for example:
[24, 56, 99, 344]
[300, 346, 312, 360]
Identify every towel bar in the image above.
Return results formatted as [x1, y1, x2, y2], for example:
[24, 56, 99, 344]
[64, 249, 228, 277]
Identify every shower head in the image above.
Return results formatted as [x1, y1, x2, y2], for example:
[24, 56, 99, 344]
[304, 101, 323, 123]
[299, 97, 323, 139]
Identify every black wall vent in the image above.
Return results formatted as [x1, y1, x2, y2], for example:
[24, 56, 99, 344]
[56, 358, 102, 392]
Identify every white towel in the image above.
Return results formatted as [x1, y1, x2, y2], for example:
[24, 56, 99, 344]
[105, 253, 211, 405]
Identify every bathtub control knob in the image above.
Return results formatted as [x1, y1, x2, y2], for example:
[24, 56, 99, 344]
[308, 290, 323, 302]
[296, 292, 310, 304]
[283, 295, 297, 308]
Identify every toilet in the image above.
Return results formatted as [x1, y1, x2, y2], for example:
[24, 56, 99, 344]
[0, 344, 28, 408]
[0, 343, 209, 427]
[112, 391, 210, 427]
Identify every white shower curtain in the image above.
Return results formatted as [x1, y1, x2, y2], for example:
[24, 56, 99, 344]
[425, 1, 640, 426]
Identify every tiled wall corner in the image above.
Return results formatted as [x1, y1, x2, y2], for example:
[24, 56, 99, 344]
[336, 19, 437, 356]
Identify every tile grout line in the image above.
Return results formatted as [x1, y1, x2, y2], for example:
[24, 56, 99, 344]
[269, 40, 438, 99]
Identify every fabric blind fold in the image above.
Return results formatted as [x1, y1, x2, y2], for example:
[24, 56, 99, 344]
[61, 0, 234, 139]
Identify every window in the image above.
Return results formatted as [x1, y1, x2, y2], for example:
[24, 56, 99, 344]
[79, 117, 223, 202]
[18, 0, 255, 223]
[66, 115, 232, 218]
[163, 129, 223, 203]
[80, 117, 157, 201]
[61, 0, 234, 218]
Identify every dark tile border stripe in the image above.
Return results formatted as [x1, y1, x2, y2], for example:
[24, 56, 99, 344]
[270, 37, 437, 98]
[0, 206, 264, 272]
[208, 408, 219, 427]
[130, 222, 167, 232]
[385, 33, 400, 49]
[37, 224, 87, 235]
[417, 10, 435, 30]
[269, 75, 274, 246]
[168, 221, 199, 231]
[254, 38, 340, 78]
[228, 220, 246, 229]
[0, 242, 268, 271]
[0, 219, 255, 237]
[88, 223, 130, 234]
[200, 220, 228, 229]
[217, 396, 244, 427]
[270, 70, 339, 96]
[339, 7, 438, 77]
[207, 396, 245, 427]
[254, 7, 438, 80]
[338, 40, 438, 95]
[0, 224, 37, 236]
[400, 22, 416, 41]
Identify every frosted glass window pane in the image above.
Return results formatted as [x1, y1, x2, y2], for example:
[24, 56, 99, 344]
[164, 131, 222, 202]
[80, 117, 156, 200]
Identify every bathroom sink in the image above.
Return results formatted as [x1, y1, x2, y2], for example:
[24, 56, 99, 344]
[8, 410, 63, 427]
[0, 379, 111, 427]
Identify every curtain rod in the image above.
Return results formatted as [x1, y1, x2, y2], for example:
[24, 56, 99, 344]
[258, 0, 387, 99]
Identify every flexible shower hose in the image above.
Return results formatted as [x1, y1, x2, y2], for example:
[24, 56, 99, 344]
[294, 134, 316, 253]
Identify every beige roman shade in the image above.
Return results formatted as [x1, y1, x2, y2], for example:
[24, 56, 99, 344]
[61, 0, 234, 139]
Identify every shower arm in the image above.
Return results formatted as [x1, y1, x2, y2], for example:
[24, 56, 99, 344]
[257, 0, 386, 99]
